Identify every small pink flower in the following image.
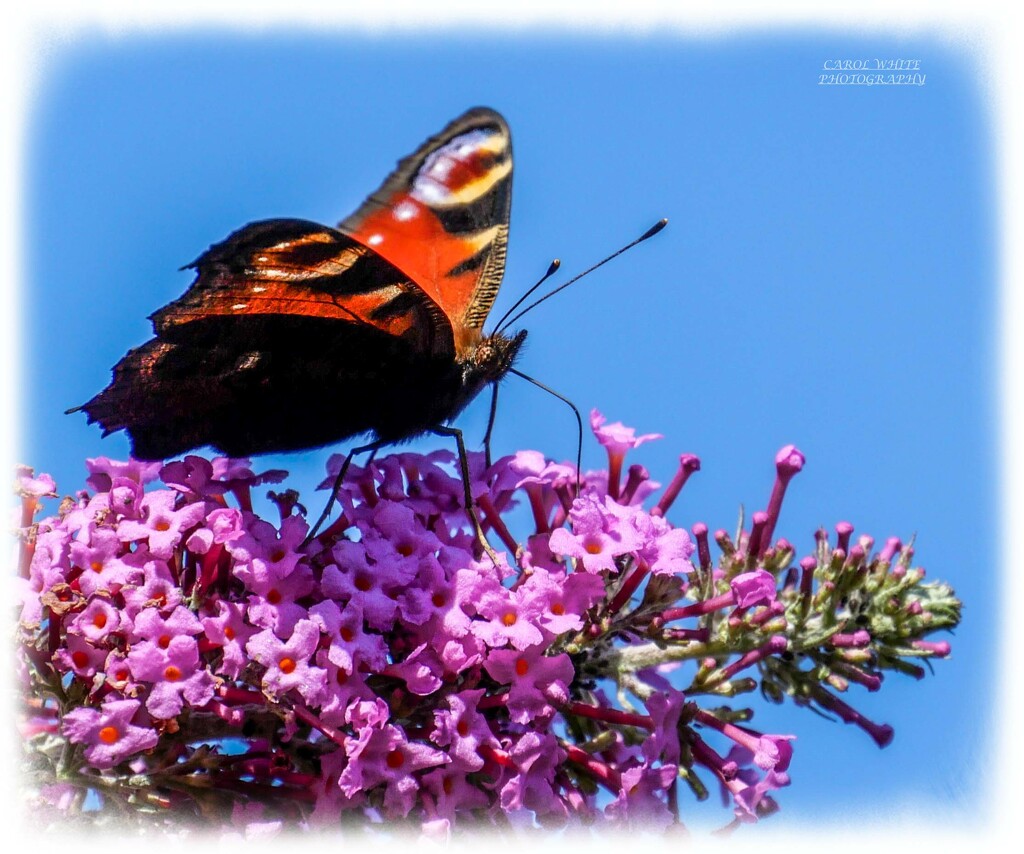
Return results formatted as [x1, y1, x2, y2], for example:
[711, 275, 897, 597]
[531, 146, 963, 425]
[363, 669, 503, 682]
[246, 619, 327, 703]
[731, 569, 777, 608]
[62, 699, 158, 769]
[590, 409, 663, 455]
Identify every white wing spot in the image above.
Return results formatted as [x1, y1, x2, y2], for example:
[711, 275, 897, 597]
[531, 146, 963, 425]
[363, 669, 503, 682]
[367, 234, 384, 246]
[412, 180, 448, 204]
[393, 201, 419, 222]
[252, 285, 267, 293]
[232, 303, 248, 310]
[427, 157, 453, 181]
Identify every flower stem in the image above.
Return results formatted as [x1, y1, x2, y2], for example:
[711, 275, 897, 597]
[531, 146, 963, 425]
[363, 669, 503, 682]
[563, 701, 653, 729]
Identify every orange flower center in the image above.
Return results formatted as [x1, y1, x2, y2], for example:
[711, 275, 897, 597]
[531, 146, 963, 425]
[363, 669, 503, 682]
[224, 626, 235, 641]
[386, 749, 405, 769]
[71, 650, 89, 669]
[266, 589, 282, 605]
[278, 657, 297, 674]
[90, 561, 103, 573]
[515, 658, 529, 677]
[92, 612, 108, 629]
[340, 627, 355, 643]
[98, 725, 120, 745]
[154, 520, 171, 532]
[270, 548, 286, 563]
[431, 593, 446, 607]
[158, 634, 171, 649]
[501, 611, 517, 627]
[456, 720, 470, 737]
[583, 537, 604, 555]
[551, 603, 566, 616]
[164, 665, 182, 682]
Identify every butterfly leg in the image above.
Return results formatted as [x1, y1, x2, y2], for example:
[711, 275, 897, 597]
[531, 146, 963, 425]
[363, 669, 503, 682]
[303, 439, 386, 546]
[429, 425, 501, 566]
[483, 382, 500, 468]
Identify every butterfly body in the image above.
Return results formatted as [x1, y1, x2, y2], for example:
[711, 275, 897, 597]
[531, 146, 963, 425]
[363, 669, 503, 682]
[76, 108, 524, 460]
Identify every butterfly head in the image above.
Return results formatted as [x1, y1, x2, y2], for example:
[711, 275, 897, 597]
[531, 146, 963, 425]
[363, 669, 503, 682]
[465, 328, 527, 387]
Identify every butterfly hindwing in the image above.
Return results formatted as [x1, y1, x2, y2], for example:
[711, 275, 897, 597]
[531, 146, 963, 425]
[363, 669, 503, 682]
[80, 310, 459, 459]
[339, 107, 513, 356]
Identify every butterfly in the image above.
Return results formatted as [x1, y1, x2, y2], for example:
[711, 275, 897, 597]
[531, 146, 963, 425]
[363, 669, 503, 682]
[72, 107, 527, 463]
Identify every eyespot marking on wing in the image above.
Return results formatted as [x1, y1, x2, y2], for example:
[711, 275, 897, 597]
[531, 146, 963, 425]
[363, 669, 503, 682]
[411, 129, 510, 208]
[337, 108, 513, 356]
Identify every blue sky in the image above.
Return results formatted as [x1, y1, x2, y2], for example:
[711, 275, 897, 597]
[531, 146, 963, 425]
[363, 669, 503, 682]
[22, 31, 993, 830]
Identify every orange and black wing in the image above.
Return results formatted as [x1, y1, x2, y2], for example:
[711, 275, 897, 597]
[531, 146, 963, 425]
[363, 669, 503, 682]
[152, 217, 454, 359]
[339, 107, 513, 358]
[149, 107, 514, 358]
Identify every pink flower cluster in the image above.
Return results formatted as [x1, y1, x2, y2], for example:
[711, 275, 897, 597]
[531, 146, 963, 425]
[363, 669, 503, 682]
[14, 411, 958, 836]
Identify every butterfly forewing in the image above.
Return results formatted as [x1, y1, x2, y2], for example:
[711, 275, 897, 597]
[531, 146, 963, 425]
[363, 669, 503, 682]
[151, 218, 454, 358]
[339, 108, 512, 356]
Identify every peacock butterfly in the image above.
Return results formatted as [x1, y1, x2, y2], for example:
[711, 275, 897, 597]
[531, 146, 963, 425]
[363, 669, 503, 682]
[72, 108, 527, 461]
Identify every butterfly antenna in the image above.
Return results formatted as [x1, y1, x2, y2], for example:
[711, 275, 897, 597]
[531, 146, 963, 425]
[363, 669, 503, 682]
[508, 368, 583, 494]
[490, 259, 561, 334]
[496, 218, 668, 334]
